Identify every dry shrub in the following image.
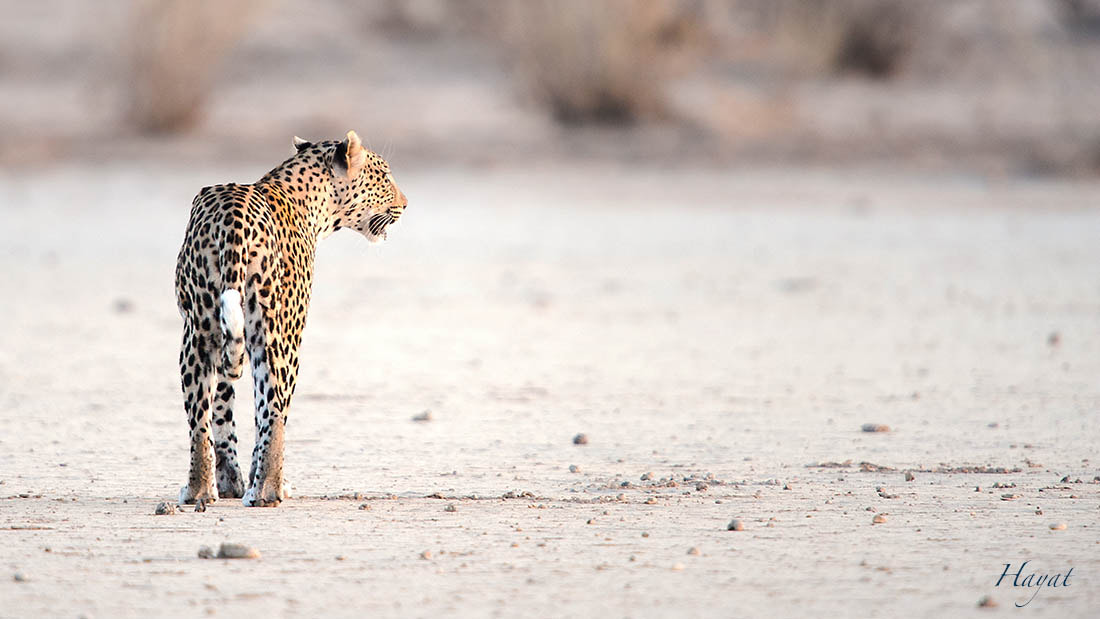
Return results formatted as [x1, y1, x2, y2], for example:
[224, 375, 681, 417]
[754, 0, 922, 79]
[126, 0, 262, 133]
[494, 0, 705, 125]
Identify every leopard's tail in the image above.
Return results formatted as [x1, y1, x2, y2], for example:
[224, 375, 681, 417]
[219, 289, 246, 380]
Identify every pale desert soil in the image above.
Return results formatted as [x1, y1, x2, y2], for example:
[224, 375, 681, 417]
[1, 164, 1098, 617]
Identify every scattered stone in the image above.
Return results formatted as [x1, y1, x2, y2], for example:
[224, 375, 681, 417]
[904, 471, 915, 482]
[727, 519, 745, 531]
[641, 531, 649, 538]
[687, 547, 700, 556]
[640, 472, 653, 481]
[411, 410, 432, 422]
[978, 595, 998, 608]
[1035, 508, 1043, 515]
[216, 543, 260, 559]
[420, 550, 432, 560]
[1050, 522, 1067, 531]
[695, 482, 708, 492]
[154, 501, 177, 515]
[671, 562, 685, 571]
[1001, 494, 1021, 501]
[644, 497, 657, 505]
[861, 423, 890, 433]
[358, 503, 371, 510]
[572, 433, 588, 445]
[991, 482, 1015, 489]
[586, 518, 595, 525]
[13, 571, 27, 582]
[987, 422, 999, 429]
[568, 464, 581, 473]
[444, 504, 457, 513]
[194, 500, 207, 513]
[197, 546, 215, 559]
[112, 298, 135, 313]
[872, 514, 888, 524]
[1047, 332, 1060, 347]
[859, 462, 896, 473]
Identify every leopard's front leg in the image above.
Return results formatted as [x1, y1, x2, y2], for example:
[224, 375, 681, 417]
[211, 376, 245, 498]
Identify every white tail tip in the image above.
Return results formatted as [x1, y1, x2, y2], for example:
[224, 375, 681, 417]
[219, 289, 245, 336]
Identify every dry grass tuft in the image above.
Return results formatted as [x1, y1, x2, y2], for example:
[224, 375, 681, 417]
[752, 0, 922, 79]
[493, 0, 705, 125]
[126, 0, 262, 133]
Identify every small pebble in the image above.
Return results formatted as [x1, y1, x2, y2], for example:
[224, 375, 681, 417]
[572, 433, 588, 445]
[644, 497, 658, 505]
[861, 423, 890, 433]
[640, 472, 653, 481]
[978, 595, 998, 608]
[412, 410, 432, 422]
[197, 546, 215, 559]
[671, 562, 685, 571]
[13, 571, 27, 582]
[420, 550, 432, 560]
[872, 514, 888, 524]
[1047, 332, 1060, 347]
[154, 501, 177, 515]
[444, 504, 457, 513]
[695, 482, 708, 491]
[1050, 522, 1067, 531]
[358, 503, 371, 510]
[904, 471, 915, 482]
[216, 543, 260, 559]
[686, 547, 700, 556]
[641, 531, 649, 538]
[1001, 494, 1021, 501]
[727, 519, 745, 531]
[568, 464, 581, 473]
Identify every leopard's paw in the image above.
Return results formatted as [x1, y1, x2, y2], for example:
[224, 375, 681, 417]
[216, 464, 245, 499]
[179, 483, 217, 505]
[242, 483, 282, 507]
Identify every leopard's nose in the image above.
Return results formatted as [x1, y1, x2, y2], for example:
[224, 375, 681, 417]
[392, 185, 407, 208]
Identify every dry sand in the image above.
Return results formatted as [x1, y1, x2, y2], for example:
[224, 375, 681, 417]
[1, 163, 1099, 617]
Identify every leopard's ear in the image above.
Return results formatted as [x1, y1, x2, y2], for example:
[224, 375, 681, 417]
[334, 130, 367, 180]
[292, 136, 311, 152]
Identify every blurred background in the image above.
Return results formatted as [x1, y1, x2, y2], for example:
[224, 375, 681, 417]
[4, 0, 1100, 175]
[4, 5, 1100, 614]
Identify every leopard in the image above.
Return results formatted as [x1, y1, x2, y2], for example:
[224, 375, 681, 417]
[174, 130, 406, 507]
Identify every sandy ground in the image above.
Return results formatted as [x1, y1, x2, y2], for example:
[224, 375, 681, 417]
[1, 163, 1099, 617]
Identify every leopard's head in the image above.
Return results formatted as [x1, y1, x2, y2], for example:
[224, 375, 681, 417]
[300, 130, 406, 242]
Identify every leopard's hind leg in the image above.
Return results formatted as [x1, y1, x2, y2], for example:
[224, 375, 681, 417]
[179, 322, 218, 504]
